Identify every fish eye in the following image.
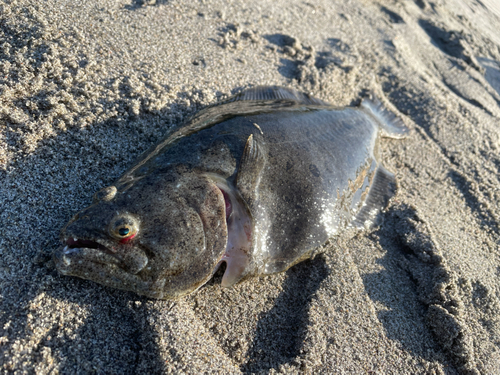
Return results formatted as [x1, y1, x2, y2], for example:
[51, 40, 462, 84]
[109, 214, 139, 240]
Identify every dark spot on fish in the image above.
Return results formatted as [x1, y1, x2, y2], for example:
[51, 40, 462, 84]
[309, 164, 320, 178]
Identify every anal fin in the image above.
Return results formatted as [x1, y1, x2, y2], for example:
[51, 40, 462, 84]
[352, 166, 396, 229]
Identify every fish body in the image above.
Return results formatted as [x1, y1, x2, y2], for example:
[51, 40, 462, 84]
[54, 86, 407, 299]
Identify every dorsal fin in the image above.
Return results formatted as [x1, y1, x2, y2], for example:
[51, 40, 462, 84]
[119, 86, 328, 184]
[235, 134, 266, 209]
[352, 166, 396, 229]
[230, 86, 330, 106]
[360, 93, 409, 139]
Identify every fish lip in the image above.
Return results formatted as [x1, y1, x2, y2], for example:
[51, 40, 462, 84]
[64, 237, 115, 254]
[54, 241, 121, 273]
[55, 236, 147, 275]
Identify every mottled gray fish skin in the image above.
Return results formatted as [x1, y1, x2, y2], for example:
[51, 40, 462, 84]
[54, 86, 408, 299]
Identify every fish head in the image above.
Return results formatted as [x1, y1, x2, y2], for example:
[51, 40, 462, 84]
[54, 170, 228, 299]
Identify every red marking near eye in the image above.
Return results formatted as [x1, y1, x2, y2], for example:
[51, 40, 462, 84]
[120, 233, 136, 244]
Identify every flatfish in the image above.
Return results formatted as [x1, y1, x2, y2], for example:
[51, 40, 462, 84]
[54, 86, 408, 299]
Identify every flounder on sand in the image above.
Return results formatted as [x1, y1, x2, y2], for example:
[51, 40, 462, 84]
[54, 86, 408, 299]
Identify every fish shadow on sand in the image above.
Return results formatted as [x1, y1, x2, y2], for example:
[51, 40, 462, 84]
[2, 256, 168, 373]
[50, 286, 167, 374]
[361, 205, 454, 370]
[242, 255, 329, 373]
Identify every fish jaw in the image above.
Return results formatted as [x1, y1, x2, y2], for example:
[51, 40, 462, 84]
[54, 236, 152, 290]
[53, 243, 166, 299]
[53, 233, 214, 299]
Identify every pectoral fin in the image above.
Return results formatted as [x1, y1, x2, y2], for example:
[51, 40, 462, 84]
[235, 134, 266, 208]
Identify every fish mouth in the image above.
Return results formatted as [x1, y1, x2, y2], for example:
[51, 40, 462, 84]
[54, 238, 163, 298]
[66, 237, 113, 253]
[55, 237, 148, 275]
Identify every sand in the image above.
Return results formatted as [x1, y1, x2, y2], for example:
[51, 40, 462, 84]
[1, 0, 500, 373]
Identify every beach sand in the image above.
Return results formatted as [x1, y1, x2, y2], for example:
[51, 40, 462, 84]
[1, 0, 500, 373]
